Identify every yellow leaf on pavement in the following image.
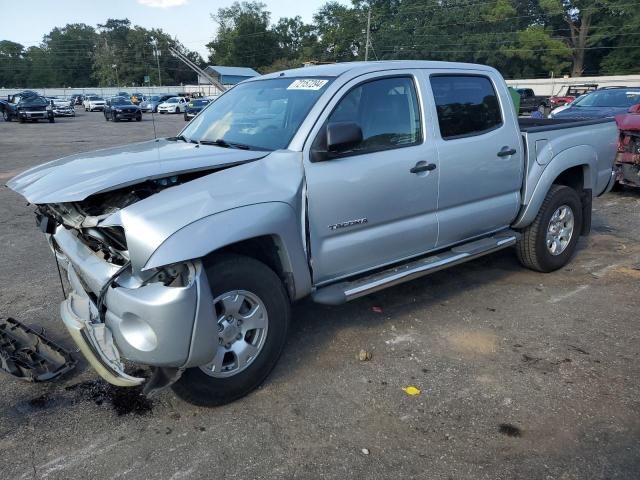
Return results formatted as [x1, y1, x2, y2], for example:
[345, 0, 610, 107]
[402, 386, 421, 396]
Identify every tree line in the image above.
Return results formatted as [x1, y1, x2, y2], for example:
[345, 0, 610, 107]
[1, 0, 639, 88]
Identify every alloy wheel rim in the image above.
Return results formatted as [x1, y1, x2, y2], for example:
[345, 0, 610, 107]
[200, 290, 269, 378]
[546, 204, 574, 256]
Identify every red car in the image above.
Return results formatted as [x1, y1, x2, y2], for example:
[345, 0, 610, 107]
[549, 84, 598, 108]
[614, 104, 640, 188]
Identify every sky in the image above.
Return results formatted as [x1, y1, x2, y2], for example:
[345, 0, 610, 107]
[0, 0, 347, 59]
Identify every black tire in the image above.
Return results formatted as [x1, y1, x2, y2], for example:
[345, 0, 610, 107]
[112, 112, 118, 122]
[184, 113, 189, 121]
[18, 116, 25, 124]
[516, 185, 583, 273]
[2, 110, 10, 122]
[175, 106, 180, 113]
[48, 117, 54, 123]
[105, 113, 110, 121]
[172, 254, 291, 407]
[135, 115, 141, 122]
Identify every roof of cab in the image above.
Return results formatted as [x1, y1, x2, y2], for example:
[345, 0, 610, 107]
[256, 60, 498, 82]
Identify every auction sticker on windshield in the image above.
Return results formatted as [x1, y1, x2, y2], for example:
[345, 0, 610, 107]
[287, 79, 328, 90]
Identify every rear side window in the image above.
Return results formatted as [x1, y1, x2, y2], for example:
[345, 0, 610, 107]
[430, 75, 502, 139]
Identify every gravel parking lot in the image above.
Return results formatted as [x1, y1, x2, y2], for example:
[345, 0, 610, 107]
[1, 110, 639, 479]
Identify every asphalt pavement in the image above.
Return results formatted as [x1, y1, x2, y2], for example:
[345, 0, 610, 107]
[0, 110, 639, 479]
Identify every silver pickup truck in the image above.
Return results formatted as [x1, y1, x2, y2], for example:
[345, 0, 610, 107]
[8, 61, 617, 406]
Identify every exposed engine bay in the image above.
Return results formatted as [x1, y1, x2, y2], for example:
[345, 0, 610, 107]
[36, 171, 212, 267]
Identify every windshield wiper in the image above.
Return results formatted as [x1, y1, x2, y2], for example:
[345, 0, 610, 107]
[199, 138, 251, 150]
[167, 134, 197, 143]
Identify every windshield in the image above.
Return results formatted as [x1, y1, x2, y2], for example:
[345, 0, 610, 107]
[20, 96, 47, 106]
[166, 97, 180, 103]
[189, 99, 209, 107]
[149, 96, 160, 101]
[181, 77, 333, 150]
[573, 89, 640, 108]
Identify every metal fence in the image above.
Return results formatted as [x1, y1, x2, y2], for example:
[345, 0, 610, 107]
[0, 84, 224, 98]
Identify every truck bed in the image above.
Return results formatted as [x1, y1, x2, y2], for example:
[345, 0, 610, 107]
[518, 116, 618, 212]
[518, 117, 613, 132]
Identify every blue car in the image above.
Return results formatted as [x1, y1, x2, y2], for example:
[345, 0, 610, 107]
[184, 98, 212, 121]
[551, 87, 640, 119]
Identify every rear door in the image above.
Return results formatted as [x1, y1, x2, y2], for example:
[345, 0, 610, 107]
[304, 72, 440, 284]
[424, 71, 523, 247]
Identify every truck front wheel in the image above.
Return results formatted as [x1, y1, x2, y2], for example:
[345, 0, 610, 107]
[2, 110, 10, 122]
[172, 254, 291, 407]
[516, 185, 583, 272]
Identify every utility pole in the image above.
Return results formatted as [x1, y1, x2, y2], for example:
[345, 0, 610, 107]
[153, 39, 162, 87]
[112, 64, 119, 87]
[365, 6, 371, 61]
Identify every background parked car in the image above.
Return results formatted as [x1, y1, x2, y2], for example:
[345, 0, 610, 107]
[614, 104, 640, 188]
[1, 91, 55, 123]
[157, 96, 188, 114]
[183, 98, 211, 121]
[549, 84, 598, 108]
[48, 97, 75, 117]
[130, 92, 145, 104]
[83, 96, 106, 111]
[515, 88, 550, 115]
[139, 94, 174, 113]
[551, 87, 640, 119]
[104, 96, 142, 122]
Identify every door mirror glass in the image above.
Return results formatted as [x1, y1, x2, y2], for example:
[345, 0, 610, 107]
[327, 122, 363, 153]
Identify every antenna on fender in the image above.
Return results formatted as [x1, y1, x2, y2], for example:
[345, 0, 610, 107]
[149, 85, 157, 140]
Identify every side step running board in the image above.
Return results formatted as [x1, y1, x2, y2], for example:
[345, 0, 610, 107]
[312, 230, 520, 305]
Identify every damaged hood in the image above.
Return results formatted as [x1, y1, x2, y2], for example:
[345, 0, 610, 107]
[6, 138, 269, 204]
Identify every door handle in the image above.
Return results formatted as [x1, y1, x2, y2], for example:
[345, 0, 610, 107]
[410, 161, 437, 174]
[497, 147, 517, 157]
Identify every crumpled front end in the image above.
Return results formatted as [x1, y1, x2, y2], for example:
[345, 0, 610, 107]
[615, 113, 640, 188]
[47, 217, 217, 388]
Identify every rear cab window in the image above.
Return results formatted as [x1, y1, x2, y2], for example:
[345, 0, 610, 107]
[430, 75, 503, 140]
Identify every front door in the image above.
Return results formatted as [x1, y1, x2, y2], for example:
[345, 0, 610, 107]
[304, 73, 440, 284]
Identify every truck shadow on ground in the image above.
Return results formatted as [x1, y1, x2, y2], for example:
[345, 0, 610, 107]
[273, 247, 525, 384]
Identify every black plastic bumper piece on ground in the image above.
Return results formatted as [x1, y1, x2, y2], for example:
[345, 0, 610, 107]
[0, 317, 76, 382]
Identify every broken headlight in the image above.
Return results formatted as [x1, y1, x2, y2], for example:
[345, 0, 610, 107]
[143, 262, 192, 287]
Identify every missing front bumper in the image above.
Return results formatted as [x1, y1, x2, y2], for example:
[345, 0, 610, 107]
[60, 292, 144, 387]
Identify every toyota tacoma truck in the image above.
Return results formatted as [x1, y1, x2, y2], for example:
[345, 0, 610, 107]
[7, 61, 617, 407]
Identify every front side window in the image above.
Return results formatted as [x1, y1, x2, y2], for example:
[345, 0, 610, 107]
[430, 75, 502, 139]
[320, 76, 422, 156]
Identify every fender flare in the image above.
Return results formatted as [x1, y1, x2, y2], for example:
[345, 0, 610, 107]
[143, 202, 312, 300]
[513, 145, 595, 229]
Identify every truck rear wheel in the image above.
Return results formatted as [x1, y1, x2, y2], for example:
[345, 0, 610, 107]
[516, 185, 583, 272]
[171, 254, 290, 407]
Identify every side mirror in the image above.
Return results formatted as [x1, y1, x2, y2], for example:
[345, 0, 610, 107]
[327, 122, 363, 153]
[628, 104, 640, 114]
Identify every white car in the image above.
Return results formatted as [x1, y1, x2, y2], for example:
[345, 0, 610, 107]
[157, 97, 188, 114]
[83, 96, 106, 112]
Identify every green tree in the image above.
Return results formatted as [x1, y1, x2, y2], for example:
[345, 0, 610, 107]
[93, 19, 203, 87]
[207, 2, 278, 70]
[42, 24, 97, 87]
[0, 41, 29, 87]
